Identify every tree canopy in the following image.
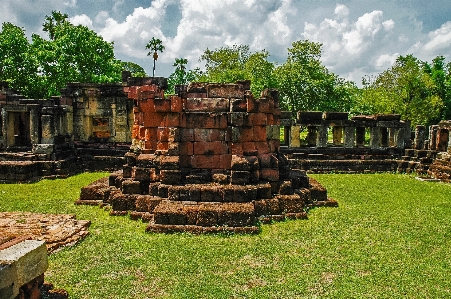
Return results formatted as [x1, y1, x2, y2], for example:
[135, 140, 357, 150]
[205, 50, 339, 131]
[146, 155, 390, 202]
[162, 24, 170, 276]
[0, 11, 122, 98]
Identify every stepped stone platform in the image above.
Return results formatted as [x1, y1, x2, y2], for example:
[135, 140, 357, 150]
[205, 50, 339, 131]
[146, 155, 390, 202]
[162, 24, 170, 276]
[77, 79, 337, 234]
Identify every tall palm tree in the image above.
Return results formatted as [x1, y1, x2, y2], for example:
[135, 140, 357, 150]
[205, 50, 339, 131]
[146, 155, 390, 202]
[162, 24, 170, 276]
[146, 37, 165, 77]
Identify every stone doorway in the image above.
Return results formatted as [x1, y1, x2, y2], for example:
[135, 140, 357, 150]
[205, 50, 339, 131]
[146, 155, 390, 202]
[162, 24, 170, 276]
[7, 111, 31, 147]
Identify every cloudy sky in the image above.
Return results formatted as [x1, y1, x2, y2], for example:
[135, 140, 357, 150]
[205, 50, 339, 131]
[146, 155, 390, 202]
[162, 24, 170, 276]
[2, 0, 451, 85]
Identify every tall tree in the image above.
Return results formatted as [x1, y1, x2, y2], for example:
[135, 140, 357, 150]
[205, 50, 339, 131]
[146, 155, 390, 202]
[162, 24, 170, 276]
[145, 37, 165, 77]
[122, 61, 147, 77]
[0, 23, 35, 93]
[357, 54, 443, 126]
[423, 55, 451, 121]
[199, 45, 276, 97]
[274, 40, 356, 113]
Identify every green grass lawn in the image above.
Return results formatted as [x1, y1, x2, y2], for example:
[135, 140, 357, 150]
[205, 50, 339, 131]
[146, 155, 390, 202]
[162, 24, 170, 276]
[1, 172, 451, 298]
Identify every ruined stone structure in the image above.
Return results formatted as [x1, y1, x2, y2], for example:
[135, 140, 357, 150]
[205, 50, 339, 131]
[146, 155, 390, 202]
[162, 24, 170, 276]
[0, 80, 133, 182]
[279, 111, 412, 173]
[427, 120, 451, 180]
[78, 78, 336, 234]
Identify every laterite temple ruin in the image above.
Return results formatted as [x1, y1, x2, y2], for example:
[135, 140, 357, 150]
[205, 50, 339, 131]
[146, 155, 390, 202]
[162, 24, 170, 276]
[2, 74, 451, 232]
[77, 77, 335, 233]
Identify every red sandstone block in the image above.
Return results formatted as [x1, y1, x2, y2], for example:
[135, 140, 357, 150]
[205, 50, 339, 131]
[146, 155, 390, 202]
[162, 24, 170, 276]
[207, 84, 244, 99]
[154, 98, 171, 112]
[251, 113, 267, 126]
[190, 155, 221, 169]
[220, 154, 232, 170]
[128, 86, 138, 99]
[193, 128, 227, 142]
[269, 139, 280, 152]
[180, 128, 194, 141]
[182, 92, 207, 99]
[238, 127, 254, 142]
[193, 141, 228, 155]
[266, 113, 274, 125]
[140, 91, 155, 101]
[157, 127, 169, 141]
[145, 128, 158, 142]
[260, 168, 280, 182]
[157, 141, 169, 151]
[242, 142, 256, 153]
[258, 98, 270, 113]
[247, 97, 258, 113]
[139, 126, 146, 138]
[228, 112, 252, 127]
[230, 98, 247, 112]
[141, 85, 157, 92]
[179, 142, 194, 155]
[171, 96, 183, 112]
[185, 113, 228, 129]
[231, 142, 243, 155]
[143, 112, 165, 127]
[253, 126, 267, 142]
[139, 98, 156, 113]
[144, 140, 158, 151]
[185, 98, 230, 112]
[164, 113, 180, 127]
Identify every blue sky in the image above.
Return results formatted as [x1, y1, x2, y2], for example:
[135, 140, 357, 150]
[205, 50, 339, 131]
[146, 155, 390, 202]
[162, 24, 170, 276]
[2, 0, 451, 85]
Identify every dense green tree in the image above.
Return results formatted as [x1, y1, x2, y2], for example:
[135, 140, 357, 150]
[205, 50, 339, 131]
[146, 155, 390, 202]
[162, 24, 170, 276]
[121, 61, 147, 77]
[199, 45, 276, 97]
[146, 37, 165, 77]
[423, 55, 451, 120]
[0, 23, 36, 93]
[0, 12, 122, 98]
[274, 40, 356, 113]
[356, 54, 443, 126]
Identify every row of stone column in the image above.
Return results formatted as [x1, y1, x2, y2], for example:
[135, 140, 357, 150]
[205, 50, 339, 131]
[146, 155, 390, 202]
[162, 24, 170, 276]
[288, 125, 406, 149]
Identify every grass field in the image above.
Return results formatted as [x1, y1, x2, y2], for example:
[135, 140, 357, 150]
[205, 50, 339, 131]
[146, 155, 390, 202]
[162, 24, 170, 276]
[1, 172, 451, 298]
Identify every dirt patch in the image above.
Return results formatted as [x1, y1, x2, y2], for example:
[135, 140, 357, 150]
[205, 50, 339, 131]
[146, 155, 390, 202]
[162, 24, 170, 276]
[0, 212, 90, 254]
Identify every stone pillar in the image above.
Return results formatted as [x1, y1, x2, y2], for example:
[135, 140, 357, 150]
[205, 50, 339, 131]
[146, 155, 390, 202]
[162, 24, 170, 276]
[381, 127, 389, 147]
[429, 125, 438, 150]
[389, 128, 395, 147]
[290, 125, 301, 147]
[332, 126, 343, 145]
[316, 125, 328, 148]
[414, 125, 426, 150]
[343, 126, 355, 148]
[41, 114, 55, 144]
[1, 108, 7, 144]
[395, 128, 405, 148]
[370, 127, 381, 149]
[356, 127, 365, 147]
[306, 126, 317, 147]
[29, 107, 40, 145]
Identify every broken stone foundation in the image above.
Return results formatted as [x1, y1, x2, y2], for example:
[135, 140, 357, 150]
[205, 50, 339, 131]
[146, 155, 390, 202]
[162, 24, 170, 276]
[78, 79, 336, 233]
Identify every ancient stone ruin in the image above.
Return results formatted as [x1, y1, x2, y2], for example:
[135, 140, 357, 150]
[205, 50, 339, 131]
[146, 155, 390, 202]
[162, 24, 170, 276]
[279, 111, 412, 173]
[78, 78, 336, 234]
[427, 120, 451, 180]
